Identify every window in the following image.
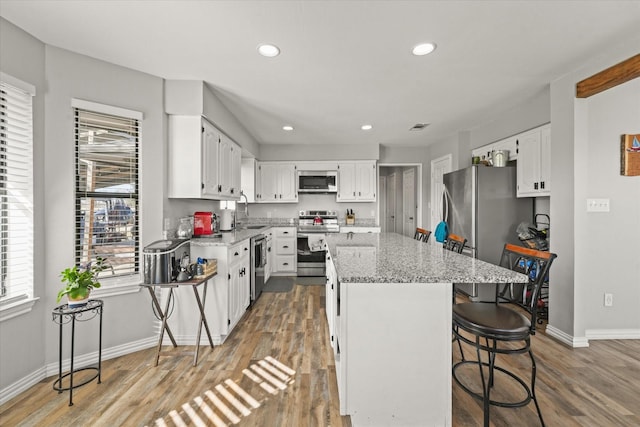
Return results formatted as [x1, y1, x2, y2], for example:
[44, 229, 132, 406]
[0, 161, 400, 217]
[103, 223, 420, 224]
[73, 100, 141, 281]
[0, 75, 35, 304]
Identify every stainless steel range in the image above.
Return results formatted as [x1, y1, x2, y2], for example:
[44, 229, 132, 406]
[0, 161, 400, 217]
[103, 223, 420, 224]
[297, 210, 339, 276]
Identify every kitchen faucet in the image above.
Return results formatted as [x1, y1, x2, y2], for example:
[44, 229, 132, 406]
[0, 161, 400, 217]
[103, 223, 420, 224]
[240, 191, 249, 217]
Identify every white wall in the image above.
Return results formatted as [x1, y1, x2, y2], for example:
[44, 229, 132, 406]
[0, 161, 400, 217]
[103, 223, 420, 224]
[259, 143, 379, 161]
[43, 45, 165, 360]
[0, 18, 46, 391]
[578, 78, 640, 335]
[549, 36, 640, 343]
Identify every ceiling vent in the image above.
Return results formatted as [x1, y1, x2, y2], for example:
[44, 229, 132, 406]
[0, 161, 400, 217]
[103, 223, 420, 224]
[409, 123, 430, 131]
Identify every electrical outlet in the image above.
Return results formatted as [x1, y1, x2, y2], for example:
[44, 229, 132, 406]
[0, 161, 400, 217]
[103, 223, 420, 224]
[604, 293, 613, 307]
[163, 217, 171, 230]
[587, 198, 610, 212]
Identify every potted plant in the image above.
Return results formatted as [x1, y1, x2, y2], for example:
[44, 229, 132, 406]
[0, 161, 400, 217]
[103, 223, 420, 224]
[57, 257, 108, 307]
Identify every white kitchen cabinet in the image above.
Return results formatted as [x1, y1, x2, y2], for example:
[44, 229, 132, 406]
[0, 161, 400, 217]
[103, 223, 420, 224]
[337, 161, 377, 202]
[218, 135, 242, 198]
[228, 240, 250, 330]
[517, 124, 550, 197]
[272, 227, 296, 274]
[168, 115, 242, 200]
[256, 162, 298, 203]
[265, 228, 274, 283]
[325, 250, 337, 350]
[240, 158, 256, 203]
[189, 239, 250, 344]
[339, 226, 381, 233]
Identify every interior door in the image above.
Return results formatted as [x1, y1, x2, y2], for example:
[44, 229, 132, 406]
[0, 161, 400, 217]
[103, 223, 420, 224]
[403, 168, 416, 236]
[430, 155, 452, 231]
[386, 173, 396, 233]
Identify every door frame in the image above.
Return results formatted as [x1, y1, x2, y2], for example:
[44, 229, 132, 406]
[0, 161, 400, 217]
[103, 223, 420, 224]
[430, 154, 453, 231]
[379, 176, 387, 232]
[402, 168, 416, 237]
[378, 163, 423, 229]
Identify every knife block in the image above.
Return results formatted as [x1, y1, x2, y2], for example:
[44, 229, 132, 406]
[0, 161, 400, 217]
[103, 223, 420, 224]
[346, 214, 355, 225]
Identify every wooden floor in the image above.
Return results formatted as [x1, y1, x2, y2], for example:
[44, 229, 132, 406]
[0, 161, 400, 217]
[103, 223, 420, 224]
[1, 284, 639, 426]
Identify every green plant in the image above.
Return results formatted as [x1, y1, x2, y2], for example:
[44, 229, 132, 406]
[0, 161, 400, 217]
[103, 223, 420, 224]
[57, 257, 108, 303]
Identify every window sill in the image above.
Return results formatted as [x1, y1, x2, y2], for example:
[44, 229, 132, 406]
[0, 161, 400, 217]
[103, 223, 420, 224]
[0, 297, 40, 322]
[91, 275, 143, 299]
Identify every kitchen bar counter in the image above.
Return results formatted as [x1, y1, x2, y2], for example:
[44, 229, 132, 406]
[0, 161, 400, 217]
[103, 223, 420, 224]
[324, 232, 527, 426]
[326, 232, 526, 284]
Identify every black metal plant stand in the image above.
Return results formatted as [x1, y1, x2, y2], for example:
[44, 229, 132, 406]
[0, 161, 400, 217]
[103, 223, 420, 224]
[52, 299, 103, 406]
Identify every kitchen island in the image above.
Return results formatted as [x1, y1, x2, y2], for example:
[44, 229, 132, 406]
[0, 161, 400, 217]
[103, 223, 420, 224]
[324, 232, 528, 427]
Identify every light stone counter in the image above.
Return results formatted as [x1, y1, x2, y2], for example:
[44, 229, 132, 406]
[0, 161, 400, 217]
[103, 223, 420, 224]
[326, 232, 527, 284]
[189, 227, 271, 247]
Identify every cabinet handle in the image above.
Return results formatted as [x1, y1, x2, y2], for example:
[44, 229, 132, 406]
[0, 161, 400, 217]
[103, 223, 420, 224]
[359, 191, 361, 196]
[283, 262, 289, 266]
[234, 252, 239, 256]
[280, 194, 282, 199]
[274, 194, 277, 199]
[230, 188, 234, 194]
[534, 182, 539, 190]
[218, 185, 222, 192]
[283, 245, 289, 248]
[541, 181, 545, 189]
[283, 231, 289, 234]
[244, 247, 248, 251]
[353, 192, 356, 196]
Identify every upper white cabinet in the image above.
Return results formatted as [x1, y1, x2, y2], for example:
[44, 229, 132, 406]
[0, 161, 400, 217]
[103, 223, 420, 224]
[337, 161, 377, 202]
[516, 124, 551, 197]
[241, 158, 257, 203]
[168, 115, 241, 200]
[255, 162, 298, 203]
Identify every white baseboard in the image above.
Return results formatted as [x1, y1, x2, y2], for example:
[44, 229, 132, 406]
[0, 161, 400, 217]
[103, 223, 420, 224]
[0, 336, 157, 406]
[0, 367, 47, 406]
[585, 328, 640, 340]
[545, 324, 589, 348]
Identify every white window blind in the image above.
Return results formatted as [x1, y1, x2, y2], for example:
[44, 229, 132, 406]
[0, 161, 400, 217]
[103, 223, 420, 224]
[74, 106, 139, 279]
[0, 78, 34, 302]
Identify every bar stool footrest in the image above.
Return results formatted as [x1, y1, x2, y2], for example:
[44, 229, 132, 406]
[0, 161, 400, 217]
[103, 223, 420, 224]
[453, 360, 533, 408]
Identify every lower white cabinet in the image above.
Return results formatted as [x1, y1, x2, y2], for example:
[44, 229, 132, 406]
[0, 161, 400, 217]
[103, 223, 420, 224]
[272, 226, 296, 274]
[188, 239, 250, 344]
[265, 229, 274, 283]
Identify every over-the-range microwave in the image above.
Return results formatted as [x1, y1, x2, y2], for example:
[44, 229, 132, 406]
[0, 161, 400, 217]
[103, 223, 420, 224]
[297, 170, 338, 193]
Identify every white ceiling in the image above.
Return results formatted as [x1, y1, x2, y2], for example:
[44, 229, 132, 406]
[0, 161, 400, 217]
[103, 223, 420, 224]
[1, 1, 639, 147]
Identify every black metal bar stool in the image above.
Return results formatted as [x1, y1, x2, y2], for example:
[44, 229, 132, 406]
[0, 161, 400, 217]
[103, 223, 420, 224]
[452, 244, 557, 427]
[413, 227, 431, 242]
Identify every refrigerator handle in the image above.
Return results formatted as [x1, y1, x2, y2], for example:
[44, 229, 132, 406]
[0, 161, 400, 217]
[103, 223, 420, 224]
[442, 187, 449, 222]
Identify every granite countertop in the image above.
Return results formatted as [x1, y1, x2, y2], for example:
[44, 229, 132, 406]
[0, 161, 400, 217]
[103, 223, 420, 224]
[189, 227, 270, 246]
[326, 233, 528, 284]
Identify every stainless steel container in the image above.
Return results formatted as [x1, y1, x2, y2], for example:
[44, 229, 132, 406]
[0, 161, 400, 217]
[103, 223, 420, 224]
[492, 150, 509, 167]
[143, 239, 190, 284]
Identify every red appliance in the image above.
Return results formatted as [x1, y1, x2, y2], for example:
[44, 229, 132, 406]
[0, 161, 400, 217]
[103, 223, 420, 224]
[193, 212, 214, 236]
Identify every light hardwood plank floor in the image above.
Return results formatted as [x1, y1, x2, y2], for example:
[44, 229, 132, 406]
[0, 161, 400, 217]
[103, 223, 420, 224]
[1, 285, 639, 426]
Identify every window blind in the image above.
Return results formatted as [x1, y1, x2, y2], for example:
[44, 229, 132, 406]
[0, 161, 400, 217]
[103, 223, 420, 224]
[0, 79, 34, 301]
[74, 107, 139, 279]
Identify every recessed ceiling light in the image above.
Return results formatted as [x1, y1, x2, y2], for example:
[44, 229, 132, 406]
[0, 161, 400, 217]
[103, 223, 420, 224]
[412, 43, 436, 56]
[282, 125, 294, 131]
[361, 124, 373, 131]
[258, 44, 280, 57]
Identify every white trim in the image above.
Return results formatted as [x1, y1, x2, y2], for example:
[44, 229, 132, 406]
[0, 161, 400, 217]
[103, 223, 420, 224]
[71, 98, 143, 120]
[91, 276, 143, 299]
[0, 366, 47, 406]
[0, 336, 157, 406]
[378, 163, 423, 229]
[545, 324, 589, 348]
[0, 72, 35, 95]
[0, 297, 39, 322]
[585, 329, 640, 340]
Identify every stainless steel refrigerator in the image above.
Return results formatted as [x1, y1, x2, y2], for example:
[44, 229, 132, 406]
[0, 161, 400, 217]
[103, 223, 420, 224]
[443, 165, 532, 301]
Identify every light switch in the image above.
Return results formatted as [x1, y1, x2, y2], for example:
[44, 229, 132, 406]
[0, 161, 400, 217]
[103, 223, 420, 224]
[586, 198, 610, 212]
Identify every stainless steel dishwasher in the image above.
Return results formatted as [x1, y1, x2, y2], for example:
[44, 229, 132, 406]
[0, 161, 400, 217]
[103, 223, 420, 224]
[250, 234, 267, 305]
